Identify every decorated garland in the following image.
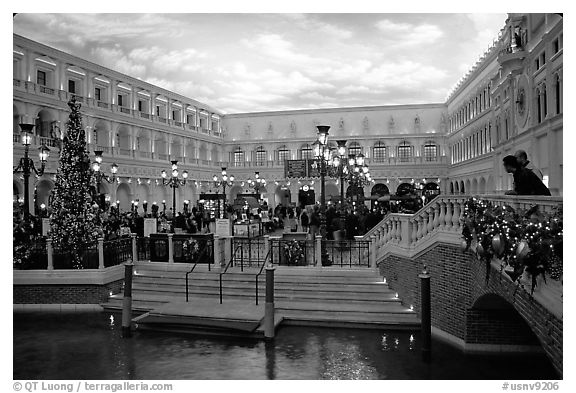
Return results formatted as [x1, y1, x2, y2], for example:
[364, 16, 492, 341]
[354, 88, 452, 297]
[461, 198, 562, 294]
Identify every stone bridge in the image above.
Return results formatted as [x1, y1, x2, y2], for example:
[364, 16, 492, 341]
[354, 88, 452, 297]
[365, 195, 563, 376]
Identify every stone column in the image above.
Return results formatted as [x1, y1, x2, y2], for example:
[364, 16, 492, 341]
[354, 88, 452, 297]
[98, 237, 105, 269]
[168, 233, 174, 263]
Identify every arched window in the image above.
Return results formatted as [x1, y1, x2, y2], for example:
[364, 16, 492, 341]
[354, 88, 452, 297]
[555, 74, 562, 114]
[542, 84, 548, 118]
[254, 145, 267, 165]
[536, 88, 542, 123]
[233, 146, 244, 166]
[348, 141, 362, 157]
[423, 141, 438, 162]
[299, 144, 313, 160]
[276, 145, 290, 162]
[397, 141, 413, 162]
[372, 141, 387, 162]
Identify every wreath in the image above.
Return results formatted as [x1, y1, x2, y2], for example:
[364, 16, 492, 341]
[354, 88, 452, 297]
[283, 240, 305, 266]
[182, 238, 200, 263]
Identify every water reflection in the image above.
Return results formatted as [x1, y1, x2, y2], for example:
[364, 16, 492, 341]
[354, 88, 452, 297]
[13, 312, 559, 380]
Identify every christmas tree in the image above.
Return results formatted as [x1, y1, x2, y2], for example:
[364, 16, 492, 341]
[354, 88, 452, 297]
[49, 97, 99, 268]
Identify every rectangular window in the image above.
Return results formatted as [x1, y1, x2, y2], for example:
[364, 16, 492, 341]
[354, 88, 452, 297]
[278, 149, 290, 162]
[397, 146, 412, 162]
[541, 51, 546, 65]
[117, 94, 124, 107]
[234, 151, 244, 164]
[156, 106, 160, 116]
[373, 147, 387, 162]
[37, 70, 46, 86]
[255, 150, 266, 163]
[138, 100, 143, 112]
[300, 148, 313, 160]
[68, 79, 76, 94]
[424, 145, 437, 161]
[95, 87, 101, 101]
[172, 111, 177, 121]
[186, 114, 194, 124]
[553, 38, 559, 54]
[535, 58, 540, 70]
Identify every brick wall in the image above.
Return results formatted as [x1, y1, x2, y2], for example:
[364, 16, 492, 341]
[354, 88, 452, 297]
[378, 243, 563, 376]
[13, 279, 123, 304]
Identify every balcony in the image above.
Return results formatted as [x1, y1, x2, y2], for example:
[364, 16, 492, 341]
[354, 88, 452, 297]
[138, 112, 150, 119]
[173, 121, 183, 127]
[187, 124, 197, 131]
[138, 151, 152, 159]
[119, 148, 132, 156]
[38, 136, 60, 148]
[13, 78, 21, 87]
[95, 145, 111, 154]
[38, 85, 55, 95]
[157, 153, 169, 161]
[96, 101, 109, 109]
[158, 117, 167, 124]
[201, 128, 210, 134]
[119, 107, 131, 115]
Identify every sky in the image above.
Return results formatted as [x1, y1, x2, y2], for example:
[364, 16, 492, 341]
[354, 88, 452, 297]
[13, 13, 507, 114]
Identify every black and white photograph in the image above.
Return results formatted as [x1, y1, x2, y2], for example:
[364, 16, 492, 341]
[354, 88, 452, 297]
[8, 3, 567, 388]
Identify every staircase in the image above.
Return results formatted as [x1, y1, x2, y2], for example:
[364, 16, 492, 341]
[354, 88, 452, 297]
[101, 262, 420, 329]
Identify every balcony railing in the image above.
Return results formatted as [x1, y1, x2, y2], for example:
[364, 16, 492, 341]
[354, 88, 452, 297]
[19, 81, 223, 139]
[139, 151, 152, 159]
[95, 145, 111, 154]
[201, 159, 210, 166]
[38, 136, 60, 148]
[119, 148, 132, 156]
[39, 85, 55, 95]
[157, 153, 169, 161]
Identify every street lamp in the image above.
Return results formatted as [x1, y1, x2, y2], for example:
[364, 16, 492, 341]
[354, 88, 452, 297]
[161, 160, 188, 218]
[247, 171, 266, 196]
[92, 150, 118, 207]
[329, 139, 348, 204]
[13, 123, 50, 221]
[213, 167, 234, 218]
[313, 125, 332, 265]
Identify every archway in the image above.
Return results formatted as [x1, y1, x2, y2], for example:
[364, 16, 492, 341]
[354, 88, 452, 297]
[472, 178, 479, 194]
[396, 182, 414, 196]
[116, 183, 132, 212]
[423, 182, 440, 204]
[486, 175, 494, 194]
[479, 177, 487, 194]
[325, 183, 339, 204]
[346, 185, 365, 204]
[93, 120, 110, 151]
[450, 182, 455, 195]
[468, 294, 541, 349]
[298, 185, 315, 207]
[465, 179, 471, 195]
[35, 179, 54, 209]
[35, 109, 55, 138]
[275, 185, 291, 207]
[371, 183, 390, 209]
[459, 180, 465, 194]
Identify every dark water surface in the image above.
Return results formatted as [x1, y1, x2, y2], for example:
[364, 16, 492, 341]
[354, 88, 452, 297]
[13, 312, 558, 380]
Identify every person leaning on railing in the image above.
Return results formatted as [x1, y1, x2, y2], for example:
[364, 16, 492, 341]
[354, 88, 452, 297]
[503, 155, 551, 196]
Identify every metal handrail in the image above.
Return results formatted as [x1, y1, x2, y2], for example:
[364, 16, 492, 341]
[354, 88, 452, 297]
[219, 244, 243, 304]
[255, 249, 272, 305]
[184, 246, 209, 302]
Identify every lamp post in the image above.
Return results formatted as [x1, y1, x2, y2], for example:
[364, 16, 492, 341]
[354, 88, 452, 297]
[92, 150, 118, 207]
[312, 125, 332, 265]
[213, 167, 234, 218]
[330, 140, 348, 204]
[161, 160, 188, 218]
[343, 153, 372, 203]
[248, 171, 266, 197]
[13, 123, 50, 221]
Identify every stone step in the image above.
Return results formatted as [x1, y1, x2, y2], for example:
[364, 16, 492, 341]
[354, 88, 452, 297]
[133, 277, 392, 293]
[103, 295, 411, 314]
[134, 271, 384, 285]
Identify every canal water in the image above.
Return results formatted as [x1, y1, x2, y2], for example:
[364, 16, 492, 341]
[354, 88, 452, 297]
[14, 312, 558, 380]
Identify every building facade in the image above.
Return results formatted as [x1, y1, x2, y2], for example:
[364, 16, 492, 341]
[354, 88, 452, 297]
[12, 13, 563, 214]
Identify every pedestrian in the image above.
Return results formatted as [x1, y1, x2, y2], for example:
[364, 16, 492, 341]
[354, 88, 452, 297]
[309, 205, 321, 239]
[503, 155, 551, 196]
[515, 150, 544, 180]
[300, 209, 309, 233]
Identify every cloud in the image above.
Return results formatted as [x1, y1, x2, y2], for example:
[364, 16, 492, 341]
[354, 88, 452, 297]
[375, 19, 444, 45]
[91, 46, 147, 78]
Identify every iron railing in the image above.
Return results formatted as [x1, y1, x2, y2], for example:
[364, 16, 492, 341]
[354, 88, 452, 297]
[185, 245, 211, 302]
[232, 237, 266, 271]
[52, 241, 99, 269]
[136, 236, 150, 261]
[14, 238, 47, 270]
[103, 237, 132, 267]
[219, 244, 243, 304]
[323, 239, 371, 267]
